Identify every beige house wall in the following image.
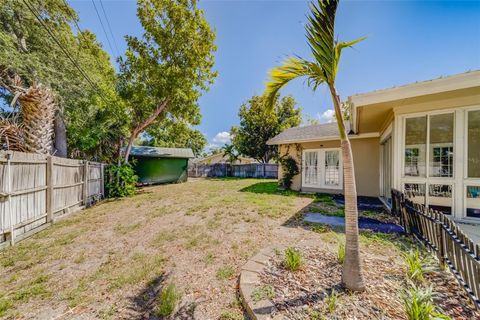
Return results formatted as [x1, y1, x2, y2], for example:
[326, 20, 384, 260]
[278, 137, 380, 197]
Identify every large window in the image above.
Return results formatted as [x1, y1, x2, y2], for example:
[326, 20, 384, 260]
[324, 150, 340, 186]
[429, 113, 454, 177]
[404, 117, 427, 176]
[467, 110, 480, 178]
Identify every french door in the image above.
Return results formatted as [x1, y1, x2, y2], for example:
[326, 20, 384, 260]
[302, 149, 342, 190]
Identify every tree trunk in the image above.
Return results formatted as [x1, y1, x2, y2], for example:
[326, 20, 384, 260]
[329, 84, 365, 292]
[123, 99, 169, 163]
[53, 111, 67, 157]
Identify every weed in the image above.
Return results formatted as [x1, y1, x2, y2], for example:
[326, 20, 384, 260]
[402, 284, 450, 320]
[203, 253, 215, 265]
[155, 283, 181, 317]
[337, 242, 345, 264]
[308, 207, 344, 217]
[325, 289, 339, 313]
[74, 251, 86, 264]
[251, 285, 275, 302]
[114, 222, 141, 235]
[219, 309, 243, 320]
[313, 194, 335, 205]
[283, 247, 303, 271]
[216, 266, 235, 280]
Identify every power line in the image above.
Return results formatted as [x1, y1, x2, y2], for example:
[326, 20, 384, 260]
[91, 0, 116, 57]
[22, 0, 110, 105]
[99, 0, 121, 57]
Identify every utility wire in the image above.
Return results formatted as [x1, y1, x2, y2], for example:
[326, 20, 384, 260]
[22, 0, 110, 105]
[91, 0, 116, 58]
[99, 0, 121, 57]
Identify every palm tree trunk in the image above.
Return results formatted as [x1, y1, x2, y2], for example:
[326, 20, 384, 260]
[329, 84, 365, 292]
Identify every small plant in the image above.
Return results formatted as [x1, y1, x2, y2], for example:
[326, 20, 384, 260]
[155, 283, 181, 317]
[251, 285, 275, 302]
[310, 223, 332, 233]
[105, 162, 138, 198]
[279, 156, 299, 190]
[283, 247, 303, 271]
[402, 284, 451, 320]
[325, 289, 339, 314]
[313, 194, 335, 205]
[216, 266, 235, 280]
[337, 242, 345, 264]
[219, 310, 243, 320]
[404, 250, 433, 283]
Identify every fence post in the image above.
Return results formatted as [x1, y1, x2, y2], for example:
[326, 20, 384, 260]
[100, 163, 105, 199]
[435, 221, 445, 266]
[46, 155, 54, 223]
[83, 161, 89, 207]
[5, 152, 14, 245]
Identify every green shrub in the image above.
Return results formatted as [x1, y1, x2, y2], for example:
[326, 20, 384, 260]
[325, 289, 338, 314]
[404, 250, 433, 283]
[279, 156, 299, 190]
[402, 284, 450, 320]
[155, 283, 181, 317]
[283, 247, 303, 271]
[337, 242, 345, 264]
[105, 162, 138, 198]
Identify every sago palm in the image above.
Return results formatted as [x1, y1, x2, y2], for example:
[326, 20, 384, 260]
[265, 0, 366, 291]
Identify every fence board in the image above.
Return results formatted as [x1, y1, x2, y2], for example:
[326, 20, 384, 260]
[394, 190, 480, 308]
[189, 163, 278, 179]
[0, 151, 104, 248]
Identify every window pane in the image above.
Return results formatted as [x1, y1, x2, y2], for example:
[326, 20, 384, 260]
[429, 113, 454, 177]
[468, 110, 480, 178]
[324, 150, 340, 186]
[466, 186, 480, 218]
[428, 184, 452, 215]
[404, 183, 425, 206]
[405, 117, 426, 176]
[304, 151, 318, 185]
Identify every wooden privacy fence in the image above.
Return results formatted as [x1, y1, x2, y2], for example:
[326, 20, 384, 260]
[0, 151, 104, 249]
[392, 189, 480, 308]
[188, 163, 278, 179]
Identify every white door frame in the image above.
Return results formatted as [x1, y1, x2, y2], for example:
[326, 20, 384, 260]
[302, 148, 343, 190]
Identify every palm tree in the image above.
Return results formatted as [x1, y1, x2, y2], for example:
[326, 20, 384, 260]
[265, 0, 366, 291]
[222, 144, 240, 165]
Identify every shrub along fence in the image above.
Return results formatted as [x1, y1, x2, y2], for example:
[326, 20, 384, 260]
[392, 189, 480, 308]
[0, 151, 104, 249]
[189, 163, 278, 179]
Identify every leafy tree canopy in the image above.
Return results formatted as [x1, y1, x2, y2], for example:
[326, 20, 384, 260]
[118, 0, 217, 162]
[231, 95, 301, 163]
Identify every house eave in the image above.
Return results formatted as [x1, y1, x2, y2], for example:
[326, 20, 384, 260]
[267, 132, 379, 145]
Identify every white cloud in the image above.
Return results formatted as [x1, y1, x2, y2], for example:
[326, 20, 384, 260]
[204, 143, 219, 152]
[318, 109, 336, 123]
[212, 131, 231, 144]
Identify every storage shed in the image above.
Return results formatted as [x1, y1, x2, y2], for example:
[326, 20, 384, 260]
[128, 146, 194, 185]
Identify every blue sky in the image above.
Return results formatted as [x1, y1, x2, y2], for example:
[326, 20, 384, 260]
[69, 0, 480, 149]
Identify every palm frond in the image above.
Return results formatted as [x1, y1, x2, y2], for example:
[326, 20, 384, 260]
[265, 57, 326, 108]
[334, 36, 367, 75]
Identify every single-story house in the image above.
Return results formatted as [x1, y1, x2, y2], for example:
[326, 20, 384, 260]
[128, 146, 194, 184]
[192, 153, 257, 165]
[268, 71, 480, 221]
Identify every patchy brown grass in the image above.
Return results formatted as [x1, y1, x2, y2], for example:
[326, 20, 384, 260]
[0, 178, 312, 319]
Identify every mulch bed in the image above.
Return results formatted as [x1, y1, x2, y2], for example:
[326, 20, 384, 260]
[258, 246, 479, 319]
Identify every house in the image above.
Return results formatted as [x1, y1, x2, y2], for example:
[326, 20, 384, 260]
[128, 146, 194, 184]
[193, 153, 257, 165]
[268, 71, 480, 221]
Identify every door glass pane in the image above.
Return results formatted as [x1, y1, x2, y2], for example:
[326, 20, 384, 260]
[468, 110, 480, 178]
[428, 184, 452, 215]
[466, 186, 480, 218]
[304, 151, 318, 185]
[324, 150, 340, 186]
[405, 117, 427, 177]
[429, 113, 454, 177]
[404, 183, 425, 206]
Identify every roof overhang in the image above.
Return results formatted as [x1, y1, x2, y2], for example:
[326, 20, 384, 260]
[267, 132, 379, 145]
[348, 70, 480, 134]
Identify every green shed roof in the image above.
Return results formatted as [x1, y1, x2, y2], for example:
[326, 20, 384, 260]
[128, 146, 194, 158]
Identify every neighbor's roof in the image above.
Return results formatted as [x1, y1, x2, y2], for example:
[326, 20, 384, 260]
[128, 146, 194, 158]
[267, 122, 351, 145]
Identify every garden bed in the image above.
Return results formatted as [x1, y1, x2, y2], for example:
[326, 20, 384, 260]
[248, 244, 479, 319]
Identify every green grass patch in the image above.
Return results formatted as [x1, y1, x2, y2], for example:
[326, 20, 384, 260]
[284, 247, 303, 271]
[216, 266, 235, 280]
[251, 285, 275, 302]
[155, 283, 181, 317]
[313, 193, 336, 205]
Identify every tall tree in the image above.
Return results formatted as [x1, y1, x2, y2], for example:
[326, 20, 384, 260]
[231, 95, 301, 163]
[0, 0, 127, 160]
[119, 0, 217, 163]
[222, 144, 239, 164]
[265, 0, 366, 291]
